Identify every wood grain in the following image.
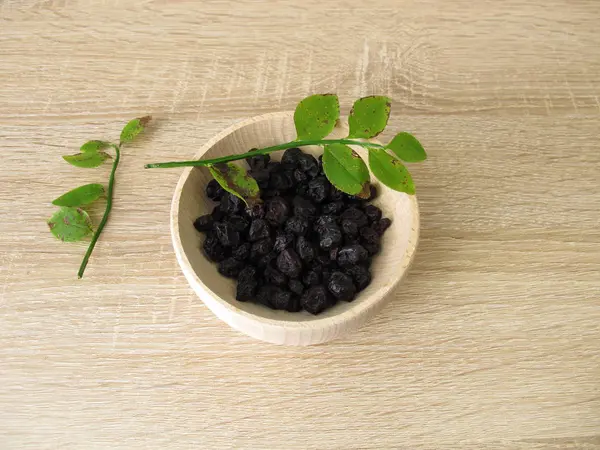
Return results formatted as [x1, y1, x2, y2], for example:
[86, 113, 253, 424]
[1, 0, 599, 448]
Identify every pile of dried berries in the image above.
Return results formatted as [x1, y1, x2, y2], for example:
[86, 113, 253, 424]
[194, 148, 391, 315]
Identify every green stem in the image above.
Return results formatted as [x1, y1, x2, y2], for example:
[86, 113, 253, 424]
[78, 144, 121, 278]
[144, 139, 385, 169]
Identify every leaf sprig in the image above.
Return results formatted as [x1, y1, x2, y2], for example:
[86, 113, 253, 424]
[144, 95, 426, 201]
[48, 116, 151, 278]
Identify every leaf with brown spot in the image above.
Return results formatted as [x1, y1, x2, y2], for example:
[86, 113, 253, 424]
[347, 96, 391, 139]
[47, 207, 93, 242]
[322, 143, 370, 197]
[368, 147, 415, 195]
[208, 162, 260, 205]
[294, 94, 340, 140]
[120, 115, 151, 144]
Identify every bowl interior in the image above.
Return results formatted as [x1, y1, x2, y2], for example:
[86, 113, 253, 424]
[173, 113, 418, 323]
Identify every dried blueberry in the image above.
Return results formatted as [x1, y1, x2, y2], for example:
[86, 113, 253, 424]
[329, 187, 344, 201]
[292, 195, 317, 219]
[366, 184, 377, 200]
[307, 177, 330, 203]
[236, 279, 258, 302]
[249, 169, 270, 189]
[360, 226, 380, 245]
[276, 248, 303, 278]
[341, 219, 359, 238]
[206, 179, 224, 201]
[321, 201, 344, 215]
[267, 161, 282, 173]
[238, 265, 257, 283]
[246, 202, 266, 219]
[211, 206, 225, 222]
[214, 222, 240, 247]
[343, 265, 371, 291]
[250, 238, 274, 260]
[270, 287, 297, 311]
[265, 197, 290, 226]
[269, 171, 293, 191]
[327, 271, 356, 301]
[193, 214, 213, 233]
[296, 236, 316, 263]
[285, 216, 309, 236]
[219, 193, 244, 215]
[288, 279, 305, 296]
[296, 182, 309, 197]
[264, 266, 288, 287]
[329, 247, 339, 261]
[318, 225, 343, 250]
[363, 204, 382, 223]
[301, 285, 332, 315]
[315, 215, 337, 233]
[256, 285, 275, 308]
[302, 267, 321, 287]
[363, 241, 380, 255]
[227, 214, 249, 232]
[297, 153, 319, 177]
[340, 207, 368, 228]
[373, 218, 392, 236]
[337, 244, 369, 267]
[248, 219, 270, 242]
[203, 235, 227, 262]
[281, 147, 303, 167]
[245, 153, 270, 171]
[218, 257, 244, 278]
[232, 242, 251, 260]
[256, 251, 277, 269]
[292, 168, 308, 184]
[273, 231, 295, 253]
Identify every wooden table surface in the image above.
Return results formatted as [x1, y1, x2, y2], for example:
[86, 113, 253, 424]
[1, 1, 599, 448]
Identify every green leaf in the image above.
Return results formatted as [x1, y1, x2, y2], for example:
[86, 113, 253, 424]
[62, 152, 110, 168]
[294, 94, 339, 140]
[208, 162, 260, 205]
[47, 207, 93, 242]
[52, 183, 105, 207]
[368, 148, 415, 194]
[323, 144, 370, 197]
[386, 132, 427, 162]
[347, 96, 391, 139]
[120, 115, 151, 144]
[80, 140, 111, 153]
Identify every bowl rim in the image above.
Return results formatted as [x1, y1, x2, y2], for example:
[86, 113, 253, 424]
[170, 111, 420, 329]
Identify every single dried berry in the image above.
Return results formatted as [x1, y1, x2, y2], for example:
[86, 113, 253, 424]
[340, 207, 368, 228]
[322, 268, 333, 286]
[232, 242, 251, 260]
[366, 184, 377, 201]
[363, 205, 382, 223]
[273, 231, 295, 253]
[245, 153, 270, 171]
[249, 169, 270, 189]
[250, 238, 274, 260]
[327, 271, 357, 301]
[329, 187, 344, 201]
[321, 201, 344, 215]
[236, 279, 258, 302]
[246, 202, 266, 219]
[297, 152, 319, 177]
[316, 253, 332, 267]
[285, 216, 309, 236]
[301, 285, 332, 315]
[296, 236, 316, 263]
[337, 244, 369, 267]
[292, 168, 308, 184]
[292, 195, 317, 218]
[238, 265, 257, 283]
[219, 193, 244, 215]
[211, 206, 225, 222]
[363, 241, 380, 256]
[281, 147, 303, 167]
[227, 214, 250, 232]
[264, 266, 288, 287]
[307, 177, 330, 203]
[315, 215, 337, 233]
[256, 285, 275, 308]
[256, 251, 277, 269]
[267, 161, 282, 172]
[289, 279, 305, 296]
[373, 218, 392, 236]
[296, 182, 309, 197]
[248, 219, 270, 242]
[276, 248, 303, 278]
[193, 214, 213, 233]
[318, 225, 343, 250]
[271, 287, 298, 311]
[360, 226, 380, 245]
[269, 171, 293, 191]
[265, 197, 290, 226]
[218, 257, 244, 278]
[206, 179, 225, 201]
[343, 265, 371, 291]
[214, 222, 241, 247]
[302, 267, 321, 287]
[203, 235, 228, 262]
[341, 219, 359, 238]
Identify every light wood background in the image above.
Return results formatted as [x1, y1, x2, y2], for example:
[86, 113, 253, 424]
[1, 1, 599, 449]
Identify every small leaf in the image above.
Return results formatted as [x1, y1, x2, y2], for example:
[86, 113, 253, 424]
[368, 148, 415, 195]
[62, 152, 110, 168]
[208, 162, 260, 205]
[80, 140, 111, 153]
[47, 207, 93, 242]
[323, 144, 370, 197]
[294, 94, 339, 140]
[386, 132, 427, 162]
[347, 96, 391, 139]
[120, 115, 151, 144]
[52, 183, 105, 207]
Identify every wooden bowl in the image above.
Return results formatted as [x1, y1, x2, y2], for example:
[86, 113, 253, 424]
[171, 112, 419, 345]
